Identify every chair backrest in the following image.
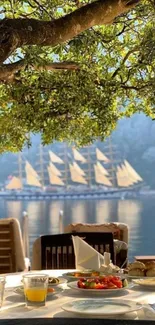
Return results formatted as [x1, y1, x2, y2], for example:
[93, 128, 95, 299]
[0, 218, 26, 273]
[41, 232, 114, 270]
[0, 221, 16, 273]
[64, 222, 129, 244]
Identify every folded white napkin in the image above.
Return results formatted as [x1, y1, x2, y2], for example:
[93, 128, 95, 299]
[72, 235, 105, 271]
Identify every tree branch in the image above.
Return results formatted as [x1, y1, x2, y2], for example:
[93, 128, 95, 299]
[0, 60, 80, 82]
[32, 0, 54, 19]
[120, 84, 150, 90]
[0, 0, 140, 64]
[112, 46, 139, 78]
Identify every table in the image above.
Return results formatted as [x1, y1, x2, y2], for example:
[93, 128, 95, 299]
[1, 270, 155, 322]
[0, 319, 154, 325]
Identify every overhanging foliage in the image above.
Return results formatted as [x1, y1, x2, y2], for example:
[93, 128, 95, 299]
[0, 0, 154, 152]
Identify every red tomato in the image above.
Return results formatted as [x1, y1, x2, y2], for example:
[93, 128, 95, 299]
[48, 287, 55, 293]
[77, 275, 123, 290]
[107, 282, 117, 289]
[95, 283, 108, 289]
[77, 280, 86, 289]
[110, 278, 123, 288]
[99, 276, 108, 283]
[113, 280, 122, 288]
[85, 279, 93, 283]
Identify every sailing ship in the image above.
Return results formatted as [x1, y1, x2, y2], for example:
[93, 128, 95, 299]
[4, 143, 144, 198]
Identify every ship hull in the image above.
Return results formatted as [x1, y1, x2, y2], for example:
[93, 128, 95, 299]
[0, 187, 148, 200]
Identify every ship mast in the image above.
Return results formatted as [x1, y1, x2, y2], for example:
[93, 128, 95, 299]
[18, 152, 23, 187]
[87, 147, 92, 187]
[73, 145, 96, 187]
[39, 144, 45, 187]
[64, 143, 68, 188]
[108, 137, 117, 187]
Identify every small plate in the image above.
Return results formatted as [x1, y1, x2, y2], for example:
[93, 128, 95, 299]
[126, 275, 155, 280]
[63, 271, 96, 281]
[14, 286, 63, 297]
[62, 299, 142, 316]
[133, 278, 155, 288]
[63, 272, 121, 281]
[48, 277, 67, 287]
[67, 281, 132, 295]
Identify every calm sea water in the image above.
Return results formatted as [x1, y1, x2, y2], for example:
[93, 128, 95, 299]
[0, 197, 155, 261]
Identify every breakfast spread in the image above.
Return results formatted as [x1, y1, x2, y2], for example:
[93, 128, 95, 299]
[126, 261, 155, 277]
[77, 275, 128, 289]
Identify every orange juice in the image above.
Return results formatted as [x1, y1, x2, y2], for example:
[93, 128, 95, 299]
[24, 288, 47, 302]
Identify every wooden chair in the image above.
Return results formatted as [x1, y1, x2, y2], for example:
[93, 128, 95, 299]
[64, 223, 128, 267]
[0, 218, 26, 273]
[39, 232, 114, 270]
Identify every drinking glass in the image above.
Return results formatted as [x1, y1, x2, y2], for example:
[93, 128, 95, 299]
[0, 276, 6, 308]
[23, 274, 49, 307]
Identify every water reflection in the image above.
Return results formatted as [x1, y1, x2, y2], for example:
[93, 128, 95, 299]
[95, 200, 119, 224]
[118, 200, 142, 258]
[26, 201, 46, 247]
[0, 198, 154, 260]
[6, 201, 23, 223]
[49, 200, 64, 234]
[95, 200, 111, 223]
[71, 201, 87, 224]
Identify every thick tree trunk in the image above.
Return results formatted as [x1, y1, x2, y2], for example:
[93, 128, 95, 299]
[0, 0, 139, 64]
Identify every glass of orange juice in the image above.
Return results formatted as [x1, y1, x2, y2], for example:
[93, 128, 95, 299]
[23, 274, 49, 307]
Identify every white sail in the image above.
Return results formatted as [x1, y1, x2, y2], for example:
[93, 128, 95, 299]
[25, 161, 42, 187]
[121, 163, 138, 184]
[49, 150, 64, 164]
[94, 164, 112, 186]
[73, 161, 85, 176]
[116, 165, 132, 187]
[49, 162, 62, 176]
[96, 148, 110, 163]
[124, 160, 143, 182]
[47, 166, 65, 186]
[97, 161, 109, 176]
[72, 148, 87, 163]
[121, 164, 135, 185]
[69, 164, 88, 184]
[6, 177, 22, 190]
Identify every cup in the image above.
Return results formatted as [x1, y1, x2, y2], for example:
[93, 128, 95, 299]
[0, 276, 6, 308]
[23, 274, 49, 307]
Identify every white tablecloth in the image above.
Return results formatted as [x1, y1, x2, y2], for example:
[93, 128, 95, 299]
[1, 270, 155, 320]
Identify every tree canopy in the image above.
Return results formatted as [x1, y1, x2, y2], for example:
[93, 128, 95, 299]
[0, 0, 154, 152]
